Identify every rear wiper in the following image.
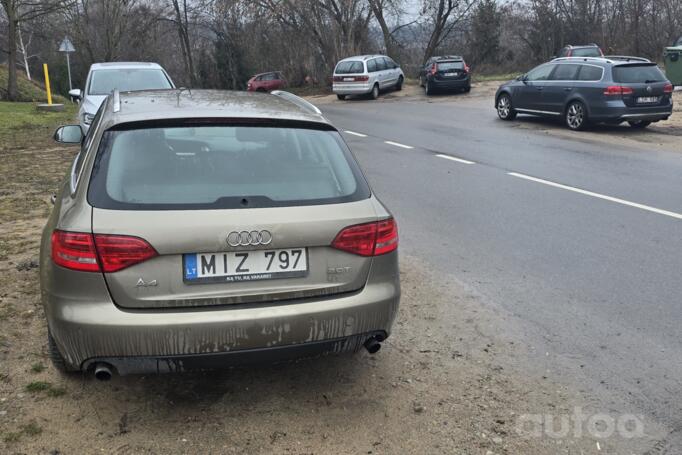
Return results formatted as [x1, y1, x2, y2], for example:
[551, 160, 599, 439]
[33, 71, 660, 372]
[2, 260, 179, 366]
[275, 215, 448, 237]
[644, 80, 661, 83]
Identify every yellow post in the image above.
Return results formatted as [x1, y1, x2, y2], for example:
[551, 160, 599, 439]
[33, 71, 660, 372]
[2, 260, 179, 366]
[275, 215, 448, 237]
[43, 63, 53, 105]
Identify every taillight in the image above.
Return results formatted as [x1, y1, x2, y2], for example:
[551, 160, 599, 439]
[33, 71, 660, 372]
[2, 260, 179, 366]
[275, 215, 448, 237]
[51, 231, 99, 272]
[663, 83, 673, 94]
[331, 218, 398, 257]
[464, 64, 470, 73]
[431, 63, 437, 75]
[354, 75, 369, 82]
[604, 86, 633, 96]
[94, 234, 158, 272]
[51, 230, 157, 272]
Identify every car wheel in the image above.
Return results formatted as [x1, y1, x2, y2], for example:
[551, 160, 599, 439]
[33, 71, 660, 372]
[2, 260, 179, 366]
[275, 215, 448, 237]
[256, 88, 267, 93]
[48, 331, 77, 373]
[463, 85, 471, 93]
[565, 101, 588, 130]
[337, 94, 346, 101]
[370, 84, 379, 100]
[496, 93, 516, 120]
[628, 120, 651, 129]
[396, 76, 403, 91]
[425, 81, 432, 96]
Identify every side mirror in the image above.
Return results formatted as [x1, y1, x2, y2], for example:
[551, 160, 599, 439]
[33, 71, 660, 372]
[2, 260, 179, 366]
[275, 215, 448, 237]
[54, 125, 83, 144]
[68, 89, 82, 100]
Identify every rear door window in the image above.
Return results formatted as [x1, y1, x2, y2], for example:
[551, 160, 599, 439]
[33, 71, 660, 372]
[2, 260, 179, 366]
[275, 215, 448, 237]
[549, 64, 580, 80]
[376, 58, 387, 71]
[335, 61, 364, 74]
[571, 47, 601, 57]
[437, 61, 464, 71]
[367, 59, 378, 73]
[612, 64, 666, 83]
[88, 125, 370, 210]
[577, 65, 603, 81]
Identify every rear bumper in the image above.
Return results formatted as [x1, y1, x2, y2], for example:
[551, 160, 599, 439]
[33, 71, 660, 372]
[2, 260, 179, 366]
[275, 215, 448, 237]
[82, 332, 386, 375]
[428, 76, 470, 90]
[333, 83, 372, 95]
[46, 252, 400, 371]
[589, 99, 673, 123]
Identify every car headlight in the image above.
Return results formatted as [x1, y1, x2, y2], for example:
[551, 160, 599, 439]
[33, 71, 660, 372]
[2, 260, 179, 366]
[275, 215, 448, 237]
[83, 113, 95, 125]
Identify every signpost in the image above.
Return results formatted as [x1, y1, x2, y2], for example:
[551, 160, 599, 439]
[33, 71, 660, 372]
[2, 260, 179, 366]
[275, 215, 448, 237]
[58, 37, 75, 90]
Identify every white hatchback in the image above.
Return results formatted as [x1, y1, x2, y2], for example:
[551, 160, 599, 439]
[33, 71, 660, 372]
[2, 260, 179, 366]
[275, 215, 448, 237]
[333, 55, 404, 100]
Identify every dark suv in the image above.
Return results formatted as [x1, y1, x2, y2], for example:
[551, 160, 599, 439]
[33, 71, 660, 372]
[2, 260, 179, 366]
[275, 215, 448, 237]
[419, 56, 471, 95]
[556, 44, 603, 58]
[495, 57, 674, 130]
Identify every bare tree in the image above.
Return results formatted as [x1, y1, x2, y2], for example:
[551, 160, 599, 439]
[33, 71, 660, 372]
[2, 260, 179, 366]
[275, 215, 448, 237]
[1, 0, 73, 100]
[421, 0, 478, 64]
[16, 23, 36, 80]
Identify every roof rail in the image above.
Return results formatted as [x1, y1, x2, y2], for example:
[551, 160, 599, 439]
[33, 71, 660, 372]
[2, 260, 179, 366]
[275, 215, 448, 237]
[271, 90, 322, 115]
[112, 89, 121, 113]
[603, 55, 651, 63]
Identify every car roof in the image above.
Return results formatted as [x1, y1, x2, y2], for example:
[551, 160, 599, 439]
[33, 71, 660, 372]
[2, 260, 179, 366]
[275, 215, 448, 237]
[100, 89, 328, 128]
[90, 62, 165, 71]
[338, 55, 387, 62]
[563, 44, 600, 49]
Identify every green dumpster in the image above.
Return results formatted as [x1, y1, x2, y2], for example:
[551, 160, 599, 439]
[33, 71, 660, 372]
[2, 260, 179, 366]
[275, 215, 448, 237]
[664, 46, 682, 86]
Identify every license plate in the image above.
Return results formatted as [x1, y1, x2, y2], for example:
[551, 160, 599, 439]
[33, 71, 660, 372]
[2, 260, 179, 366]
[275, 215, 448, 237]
[343, 77, 354, 82]
[183, 248, 308, 284]
[444, 72, 457, 77]
[636, 96, 659, 104]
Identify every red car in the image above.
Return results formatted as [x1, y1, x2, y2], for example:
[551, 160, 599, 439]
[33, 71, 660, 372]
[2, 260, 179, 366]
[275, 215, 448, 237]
[246, 71, 287, 92]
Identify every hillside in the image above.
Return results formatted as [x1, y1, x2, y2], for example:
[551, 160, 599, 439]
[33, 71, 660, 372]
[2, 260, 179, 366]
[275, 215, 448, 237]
[0, 65, 66, 103]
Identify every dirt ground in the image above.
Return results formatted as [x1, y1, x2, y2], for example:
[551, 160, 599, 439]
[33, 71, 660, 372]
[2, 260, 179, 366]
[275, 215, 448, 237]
[0, 101, 665, 454]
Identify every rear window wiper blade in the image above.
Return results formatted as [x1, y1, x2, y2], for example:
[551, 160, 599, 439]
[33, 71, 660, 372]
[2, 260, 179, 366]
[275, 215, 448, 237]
[644, 79, 661, 83]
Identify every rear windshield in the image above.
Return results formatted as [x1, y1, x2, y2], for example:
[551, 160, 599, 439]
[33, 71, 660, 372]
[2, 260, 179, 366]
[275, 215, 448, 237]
[612, 64, 666, 83]
[571, 47, 601, 57]
[88, 125, 370, 210]
[88, 69, 172, 95]
[335, 61, 364, 74]
[437, 61, 464, 71]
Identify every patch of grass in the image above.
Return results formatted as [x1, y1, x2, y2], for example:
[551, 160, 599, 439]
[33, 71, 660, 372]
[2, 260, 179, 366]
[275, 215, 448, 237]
[47, 386, 67, 397]
[472, 72, 521, 83]
[3, 432, 21, 443]
[31, 362, 45, 373]
[0, 101, 78, 150]
[20, 421, 42, 436]
[0, 64, 67, 103]
[25, 380, 51, 392]
[24, 380, 67, 397]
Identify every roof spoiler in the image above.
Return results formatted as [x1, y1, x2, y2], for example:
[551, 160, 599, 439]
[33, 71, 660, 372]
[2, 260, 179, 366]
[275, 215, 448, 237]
[271, 90, 322, 115]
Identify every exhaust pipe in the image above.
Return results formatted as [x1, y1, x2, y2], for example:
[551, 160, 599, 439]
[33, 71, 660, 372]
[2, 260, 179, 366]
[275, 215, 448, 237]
[363, 337, 382, 354]
[94, 363, 113, 381]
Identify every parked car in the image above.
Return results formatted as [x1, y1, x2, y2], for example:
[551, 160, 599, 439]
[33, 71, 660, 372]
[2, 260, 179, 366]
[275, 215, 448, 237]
[495, 57, 673, 130]
[43, 89, 400, 379]
[246, 71, 287, 92]
[332, 55, 404, 100]
[69, 62, 174, 133]
[555, 44, 604, 58]
[418, 55, 471, 95]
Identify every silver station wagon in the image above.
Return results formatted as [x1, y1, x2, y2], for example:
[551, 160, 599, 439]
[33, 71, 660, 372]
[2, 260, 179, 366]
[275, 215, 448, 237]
[43, 89, 400, 379]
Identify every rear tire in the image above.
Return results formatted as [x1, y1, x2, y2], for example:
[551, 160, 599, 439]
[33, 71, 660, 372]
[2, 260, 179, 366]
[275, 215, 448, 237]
[565, 100, 588, 130]
[337, 94, 346, 101]
[395, 76, 403, 91]
[463, 85, 471, 93]
[496, 93, 516, 120]
[370, 84, 379, 100]
[628, 120, 651, 129]
[425, 81, 433, 96]
[48, 331, 76, 373]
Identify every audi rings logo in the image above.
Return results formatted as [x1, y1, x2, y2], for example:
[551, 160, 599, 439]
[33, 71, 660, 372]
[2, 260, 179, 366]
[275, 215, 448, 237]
[227, 230, 272, 247]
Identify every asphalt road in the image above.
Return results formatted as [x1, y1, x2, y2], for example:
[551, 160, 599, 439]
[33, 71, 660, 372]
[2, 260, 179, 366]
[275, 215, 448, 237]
[319, 92, 682, 451]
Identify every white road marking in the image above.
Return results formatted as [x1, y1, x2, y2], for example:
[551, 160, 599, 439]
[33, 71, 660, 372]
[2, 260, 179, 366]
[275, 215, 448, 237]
[384, 140, 413, 149]
[508, 172, 682, 220]
[435, 154, 476, 165]
[344, 130, 367, 137]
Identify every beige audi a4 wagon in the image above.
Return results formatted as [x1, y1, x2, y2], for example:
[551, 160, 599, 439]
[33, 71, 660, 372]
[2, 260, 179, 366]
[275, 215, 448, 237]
[41, 89, 400, 379]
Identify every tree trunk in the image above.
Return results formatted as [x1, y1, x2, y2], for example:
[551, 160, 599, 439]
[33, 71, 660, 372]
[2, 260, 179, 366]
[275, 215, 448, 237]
[369, 0, 397, 58]
[17, 25, 31, 81]
[7, 14, 19, 101]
